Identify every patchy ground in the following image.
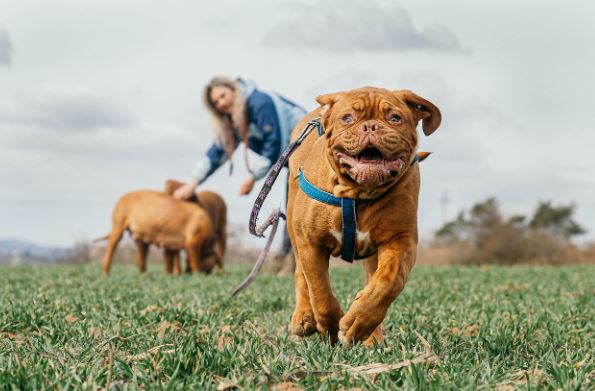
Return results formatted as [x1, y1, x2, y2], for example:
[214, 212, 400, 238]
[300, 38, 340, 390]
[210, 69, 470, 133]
[0, 263, 593, 390]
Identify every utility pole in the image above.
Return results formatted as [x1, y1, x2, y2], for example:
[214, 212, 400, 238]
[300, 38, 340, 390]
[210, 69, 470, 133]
[439, 189, 450, 225]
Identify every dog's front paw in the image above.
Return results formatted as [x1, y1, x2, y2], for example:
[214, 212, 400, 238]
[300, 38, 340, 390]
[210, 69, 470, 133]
[363, 326, 385, 348]
[289, 310, 317, 337]
[338, 327, 383, 348]
[339, 303, 384, 348]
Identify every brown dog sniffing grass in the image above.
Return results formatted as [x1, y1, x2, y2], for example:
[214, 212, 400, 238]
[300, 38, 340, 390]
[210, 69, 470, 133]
[286, 87, 441, 347]
[97, 181, 226, 276]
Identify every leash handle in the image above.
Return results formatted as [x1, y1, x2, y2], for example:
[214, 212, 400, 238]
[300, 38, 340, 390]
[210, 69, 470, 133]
[248, 119, 320, 237]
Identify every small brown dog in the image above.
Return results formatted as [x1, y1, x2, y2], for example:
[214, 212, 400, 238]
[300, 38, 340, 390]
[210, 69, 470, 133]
[99, 184, 226, 275]
[286, 87, 441, 347]
[164, 179, 227, 273]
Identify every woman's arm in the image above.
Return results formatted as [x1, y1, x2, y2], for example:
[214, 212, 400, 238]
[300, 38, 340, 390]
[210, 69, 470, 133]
[174, 142, 230, 200]
[191, 142, 229, 185]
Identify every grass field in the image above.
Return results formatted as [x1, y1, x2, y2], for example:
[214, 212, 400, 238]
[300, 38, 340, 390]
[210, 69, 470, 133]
[0, 263, 593, 390]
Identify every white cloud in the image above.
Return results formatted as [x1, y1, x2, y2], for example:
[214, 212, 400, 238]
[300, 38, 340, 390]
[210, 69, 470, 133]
[0, 28, 13, 65]
[263, 1, 465, 53]
[0, 90, 135, 132]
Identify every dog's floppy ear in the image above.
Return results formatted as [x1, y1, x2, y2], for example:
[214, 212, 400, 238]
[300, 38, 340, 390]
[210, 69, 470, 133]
[164, 179, 185, 195]
[395, 90, 441, 136]
[316, 92, 344, 110]
[165, 179, 199, 202]
[316, 92, 345, 133]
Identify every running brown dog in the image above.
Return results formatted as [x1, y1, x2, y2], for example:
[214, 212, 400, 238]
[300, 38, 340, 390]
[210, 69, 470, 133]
[100, 185, 226, 275]
[286, 87, 441, 347]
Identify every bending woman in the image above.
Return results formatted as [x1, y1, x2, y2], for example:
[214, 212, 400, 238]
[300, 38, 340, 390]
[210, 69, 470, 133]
[174, 77, 307, 253]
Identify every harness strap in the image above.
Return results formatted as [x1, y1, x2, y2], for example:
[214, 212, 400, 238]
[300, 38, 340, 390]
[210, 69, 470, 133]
[298, 169, 365, 262]
[315, 121, 324, 136]
[297, 169, 342, 206]
[341, 198, 357, 261]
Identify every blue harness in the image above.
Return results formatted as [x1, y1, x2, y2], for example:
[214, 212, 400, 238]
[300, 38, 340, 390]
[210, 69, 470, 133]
[298, 154, 420, 262]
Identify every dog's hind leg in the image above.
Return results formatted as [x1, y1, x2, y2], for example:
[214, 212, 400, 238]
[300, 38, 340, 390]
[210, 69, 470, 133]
[134, 239, 149, 273]
[172, 251, 181, 275]
[101, 224, 126, 276]
[164, 249, 174, 274]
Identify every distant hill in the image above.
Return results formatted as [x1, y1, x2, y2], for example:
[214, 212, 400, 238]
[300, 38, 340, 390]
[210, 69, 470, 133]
[0, 238, 70, 260]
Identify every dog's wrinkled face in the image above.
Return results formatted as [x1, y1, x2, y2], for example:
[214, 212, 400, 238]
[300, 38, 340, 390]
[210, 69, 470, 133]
[318, 87, 441, 190]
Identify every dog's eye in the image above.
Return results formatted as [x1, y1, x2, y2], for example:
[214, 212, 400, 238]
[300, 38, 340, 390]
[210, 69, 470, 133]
[389, 114, 402, 124]
[341, 114, 354, 124]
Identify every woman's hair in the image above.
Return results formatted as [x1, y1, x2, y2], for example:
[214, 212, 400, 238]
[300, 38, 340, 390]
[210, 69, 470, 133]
[203, 77, 250, 173]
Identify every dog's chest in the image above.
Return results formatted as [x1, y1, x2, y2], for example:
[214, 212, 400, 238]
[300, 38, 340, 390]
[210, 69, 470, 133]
[328, 228, 376, 259]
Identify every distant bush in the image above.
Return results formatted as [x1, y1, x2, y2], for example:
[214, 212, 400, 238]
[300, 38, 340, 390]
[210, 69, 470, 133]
[422, 198, 592, 265]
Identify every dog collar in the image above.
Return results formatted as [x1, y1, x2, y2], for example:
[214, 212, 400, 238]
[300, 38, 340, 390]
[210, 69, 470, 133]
[298, 153, 422, 262]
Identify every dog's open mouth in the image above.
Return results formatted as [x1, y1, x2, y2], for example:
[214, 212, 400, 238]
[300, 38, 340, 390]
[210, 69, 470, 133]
[336, 147, 405, 187]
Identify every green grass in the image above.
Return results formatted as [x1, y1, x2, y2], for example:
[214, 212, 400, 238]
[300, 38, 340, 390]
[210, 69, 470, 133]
[0, 263, 593, 390]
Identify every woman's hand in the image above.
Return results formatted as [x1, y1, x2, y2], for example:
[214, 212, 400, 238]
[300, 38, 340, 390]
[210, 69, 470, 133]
[173, 181, 198, 200]
[239, 177, 255, 195]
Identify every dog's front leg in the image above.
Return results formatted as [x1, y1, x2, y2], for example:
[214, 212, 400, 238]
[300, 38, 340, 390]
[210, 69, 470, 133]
[339, 235, 416, 347]
[298, 246, 343, 343]
[290, 250, 317, 337]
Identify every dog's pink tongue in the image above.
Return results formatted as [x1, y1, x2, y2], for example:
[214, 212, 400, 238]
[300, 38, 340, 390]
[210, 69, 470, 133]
[349, 158, 405, 187]
[351, 165, 383, 186]
[351, 163, 385, 185]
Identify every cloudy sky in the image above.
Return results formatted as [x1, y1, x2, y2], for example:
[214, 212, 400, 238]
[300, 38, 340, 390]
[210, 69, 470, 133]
[1, 0, 594, 248]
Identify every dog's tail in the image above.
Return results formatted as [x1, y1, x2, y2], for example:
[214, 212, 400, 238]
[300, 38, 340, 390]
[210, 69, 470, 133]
[417, 151, 432, 162]
[92, 234, 110, 242]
